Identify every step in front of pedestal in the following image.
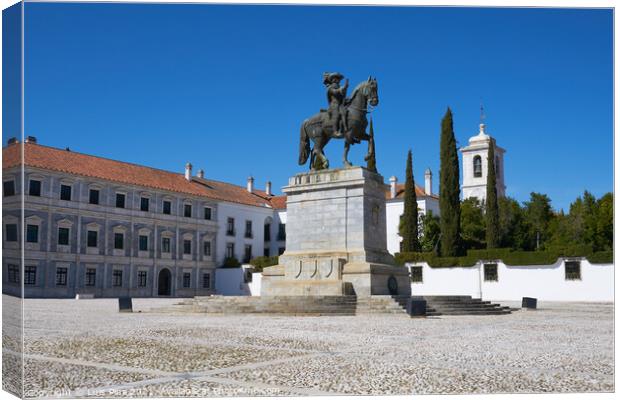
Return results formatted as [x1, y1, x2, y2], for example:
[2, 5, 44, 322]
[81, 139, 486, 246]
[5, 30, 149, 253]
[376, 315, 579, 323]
[413, 296, 512, 316]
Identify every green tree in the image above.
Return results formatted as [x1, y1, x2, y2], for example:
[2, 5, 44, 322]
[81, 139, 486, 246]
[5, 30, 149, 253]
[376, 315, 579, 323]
[498, 196, 529, 249]
[460, 198, 486, 250]
[485, 140, 500, 248]
[596, 192, 613, 251]
[523, 192, 554, 250]
[439, 108, 461, 256]
[400, 149, 420, 252]
[420, 210, 441, 253]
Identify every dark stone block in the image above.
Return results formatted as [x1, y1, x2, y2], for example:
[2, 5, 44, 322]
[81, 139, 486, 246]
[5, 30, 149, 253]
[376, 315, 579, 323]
[407, 298, 427, 317]
[119, 297, 133, 313]
[522, 297, 537, 309]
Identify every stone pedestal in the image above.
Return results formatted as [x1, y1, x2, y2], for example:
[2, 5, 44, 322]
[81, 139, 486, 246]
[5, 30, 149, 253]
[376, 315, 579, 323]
[262, 167, 410, 297]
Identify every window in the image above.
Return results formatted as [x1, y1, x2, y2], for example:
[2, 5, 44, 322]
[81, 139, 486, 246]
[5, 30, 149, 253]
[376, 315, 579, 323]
[203, 241, 211, 257]
[183, 273, 191, 288]
[6, 224, 17, 242]
[484, 263, 498, 282]
[277, 223, 286, 241]
[26, 225, 39, 243]
[162, 237, 171, 253]
[114, 233, 124, 249]
[163, 200, 172, 215]
[115, 193, 125, 208]
[473, 155, 482, 178]
[244, 245, 252, 263]
[60, 184, 72, 201]
[113, 270, 123, 287]
[8, 264, 19, 283]
[245, 221, 253, 238]
[183, 239, 192, 255]
[29, 180, 41, 196]
[85, 268, 96, 286]
[140, 197, 150, 212]
[226, 243, 235, 258]
[204, 207, 212, 220]
[410, 266, 423, 283]
[89, 189, 100, 205]
[24, 266, 36, 285]
[264, 248, 270, 257]
[184, 204, 192, 218]
[56, 267, 68, 286]
[87, 231, 98, 247]
[227, 218, 235, 236]
[202, 273, 211, 289]
[139, 235, 148, 251]
[3, 181, 15, 197]
[264, 224, 271, 242]
[138, 271, 147, 287]
[58, 227, 70, 246]
[565, 261, 581, 281]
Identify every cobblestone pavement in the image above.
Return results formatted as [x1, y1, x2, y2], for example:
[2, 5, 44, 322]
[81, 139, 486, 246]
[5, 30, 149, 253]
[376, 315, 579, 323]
[2, 295, 614, 397]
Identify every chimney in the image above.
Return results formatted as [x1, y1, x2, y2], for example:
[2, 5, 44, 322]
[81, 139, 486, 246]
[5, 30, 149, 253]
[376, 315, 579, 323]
[247, 176, 254, 193]
[185, 163, 192, 181]
[424, 168, 432, 195]
[197, 169, 204, 179]
[389, 176, 398, 199]
[265, 181, 272, 196]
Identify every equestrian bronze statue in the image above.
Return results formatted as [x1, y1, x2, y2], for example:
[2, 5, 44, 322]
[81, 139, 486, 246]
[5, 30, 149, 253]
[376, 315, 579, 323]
[298, 74, 379, 170]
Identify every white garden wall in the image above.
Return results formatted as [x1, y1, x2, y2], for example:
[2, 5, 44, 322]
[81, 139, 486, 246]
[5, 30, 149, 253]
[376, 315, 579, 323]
[215, 259, 613, 302]
[409, 259, 613, 302]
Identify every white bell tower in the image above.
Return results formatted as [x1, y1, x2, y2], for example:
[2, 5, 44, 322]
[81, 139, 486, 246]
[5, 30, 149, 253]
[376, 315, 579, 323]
[460, 122, 506, 202]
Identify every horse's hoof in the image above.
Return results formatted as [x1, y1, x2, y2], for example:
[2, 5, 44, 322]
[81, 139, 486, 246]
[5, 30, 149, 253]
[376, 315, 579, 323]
[343, 161, 353, 168]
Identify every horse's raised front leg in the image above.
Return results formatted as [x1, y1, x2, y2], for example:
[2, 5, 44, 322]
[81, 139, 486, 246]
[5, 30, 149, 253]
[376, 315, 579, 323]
[343, 141, 353, 168]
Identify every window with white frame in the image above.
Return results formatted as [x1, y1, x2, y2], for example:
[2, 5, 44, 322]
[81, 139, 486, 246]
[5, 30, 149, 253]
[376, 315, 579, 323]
[29, 179, 41, 197]
[3, 180, 15, 197]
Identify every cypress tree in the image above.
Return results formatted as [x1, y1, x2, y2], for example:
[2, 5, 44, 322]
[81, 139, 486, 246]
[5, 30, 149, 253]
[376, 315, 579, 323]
[401, 149, 420, 252]
[439, 107, 461, 256]
[485, 139, 500, 248]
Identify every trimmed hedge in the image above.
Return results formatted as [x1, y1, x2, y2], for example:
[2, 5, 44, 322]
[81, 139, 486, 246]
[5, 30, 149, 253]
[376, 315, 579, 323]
[249, 256, 279, 272]
[396, 246, 613, 267]
[222, 257, 241, 268]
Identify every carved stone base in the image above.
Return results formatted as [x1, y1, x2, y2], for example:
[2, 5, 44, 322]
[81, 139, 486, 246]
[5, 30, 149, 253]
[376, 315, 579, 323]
[261, 167, 411, 298]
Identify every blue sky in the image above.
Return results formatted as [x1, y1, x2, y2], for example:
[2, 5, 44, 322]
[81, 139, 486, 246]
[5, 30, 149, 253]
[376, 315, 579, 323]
[8, 4, 614, 211]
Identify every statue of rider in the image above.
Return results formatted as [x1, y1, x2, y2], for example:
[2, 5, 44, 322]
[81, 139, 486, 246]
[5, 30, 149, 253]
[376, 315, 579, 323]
[322, 72, 349, 139]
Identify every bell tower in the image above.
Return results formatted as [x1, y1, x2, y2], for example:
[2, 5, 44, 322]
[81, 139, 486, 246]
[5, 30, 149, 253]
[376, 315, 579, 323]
[460, 122, 506, 202]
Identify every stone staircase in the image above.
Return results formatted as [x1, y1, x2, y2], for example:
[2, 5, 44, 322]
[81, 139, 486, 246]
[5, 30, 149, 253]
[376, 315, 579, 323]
[151, 295, 511, 317]
[155, 295, 358, 316]
[415, 295, 512, 316]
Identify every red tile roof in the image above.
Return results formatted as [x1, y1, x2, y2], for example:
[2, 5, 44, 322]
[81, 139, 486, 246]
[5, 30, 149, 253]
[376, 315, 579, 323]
[270, 195, 287, 210]
[388, 183, 437, 200]
[3, 142, 278, 208]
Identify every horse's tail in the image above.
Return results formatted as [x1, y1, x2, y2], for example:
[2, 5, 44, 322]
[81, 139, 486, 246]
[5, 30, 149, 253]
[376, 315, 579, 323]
[298, 120, 311, 165]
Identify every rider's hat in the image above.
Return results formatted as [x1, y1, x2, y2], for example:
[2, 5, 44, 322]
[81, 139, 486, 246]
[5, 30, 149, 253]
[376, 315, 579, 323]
[323, 72, 344, 85]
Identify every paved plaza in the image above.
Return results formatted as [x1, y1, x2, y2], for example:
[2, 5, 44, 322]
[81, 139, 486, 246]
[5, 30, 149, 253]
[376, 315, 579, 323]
[2, 295, 614, 397]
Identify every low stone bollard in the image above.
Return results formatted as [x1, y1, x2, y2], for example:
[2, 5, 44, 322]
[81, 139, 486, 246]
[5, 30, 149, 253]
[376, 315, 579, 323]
[522, 297, 537, 309]
[407, 298, 427, 317]
[118, 297, 133, 313]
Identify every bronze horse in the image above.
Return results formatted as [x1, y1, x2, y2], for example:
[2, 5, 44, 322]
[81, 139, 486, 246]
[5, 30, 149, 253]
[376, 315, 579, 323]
[298, 77, 379, 170]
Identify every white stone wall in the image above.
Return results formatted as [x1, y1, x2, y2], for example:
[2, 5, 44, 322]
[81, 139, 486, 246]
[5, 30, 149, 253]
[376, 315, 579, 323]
[408, 259, 613, 302]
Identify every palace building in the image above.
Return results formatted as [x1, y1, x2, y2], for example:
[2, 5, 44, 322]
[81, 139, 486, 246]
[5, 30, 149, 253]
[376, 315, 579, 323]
[3, 123, 501, 298]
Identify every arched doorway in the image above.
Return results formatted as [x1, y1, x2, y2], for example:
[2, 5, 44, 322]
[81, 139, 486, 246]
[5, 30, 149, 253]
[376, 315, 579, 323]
[158, 268, 171, 296]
